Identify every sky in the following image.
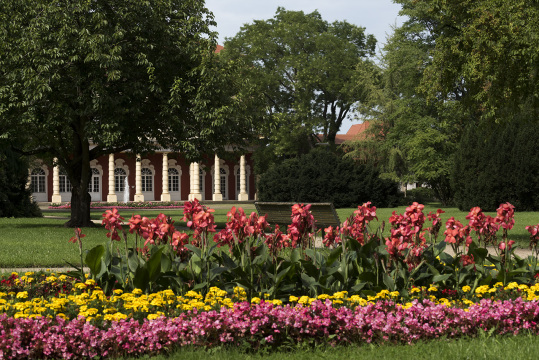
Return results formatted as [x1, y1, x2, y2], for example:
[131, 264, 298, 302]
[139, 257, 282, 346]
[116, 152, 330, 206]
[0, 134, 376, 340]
[204, 0, 406, 133]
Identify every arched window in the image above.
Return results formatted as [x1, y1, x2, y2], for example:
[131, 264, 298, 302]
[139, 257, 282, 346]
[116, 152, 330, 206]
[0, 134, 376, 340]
[90, 168, 100, 193]
[199, 169, 204, 192]
[141, 167, 153, 192]
[168, 168, 180, 192]
[114, 168, 126, 192]
[219, 168, 227, 196]
[30, 168, 46, 193]
[59, 168, 72, 193]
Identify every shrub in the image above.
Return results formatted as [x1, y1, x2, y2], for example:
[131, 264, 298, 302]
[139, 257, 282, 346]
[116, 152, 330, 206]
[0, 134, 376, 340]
[452, 119, 539, 211]
[0, 144, 41, 218]
[257, 149, 401, 208]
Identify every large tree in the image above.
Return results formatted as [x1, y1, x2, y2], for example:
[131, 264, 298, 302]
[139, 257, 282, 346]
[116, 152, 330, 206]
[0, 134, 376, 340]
[395, 0, 539, 121]
[221, 7, 377, 162]
[0, 0, 253, 227]
[345, 21, 470, 205]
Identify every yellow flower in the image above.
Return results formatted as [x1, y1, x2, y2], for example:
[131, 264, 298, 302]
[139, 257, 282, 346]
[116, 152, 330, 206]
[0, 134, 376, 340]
[428, 286, 438, 292]
[74, 283, 87, 290]
[132, 288, 143, 295]
[410, 288, 421, 294]
[24, 272, 34, 276]
[289, 296, 299, 302]
[16, 291, 28, 299]
[147, 314, 161, 320]
[251, 297, 261, 304]
[85, 279, 96, 286]
[462, 286, 471, 293]
[272, 299, 283, 306]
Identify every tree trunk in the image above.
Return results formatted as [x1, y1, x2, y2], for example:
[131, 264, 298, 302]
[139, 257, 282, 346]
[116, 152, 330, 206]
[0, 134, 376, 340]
[65, 186, 96, 227]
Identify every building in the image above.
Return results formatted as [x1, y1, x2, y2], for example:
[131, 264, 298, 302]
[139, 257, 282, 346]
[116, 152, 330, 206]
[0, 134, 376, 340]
[29, 151, 255, 203]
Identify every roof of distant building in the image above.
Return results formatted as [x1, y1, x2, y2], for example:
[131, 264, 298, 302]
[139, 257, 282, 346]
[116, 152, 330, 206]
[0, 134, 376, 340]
[333, 121, 371, 145]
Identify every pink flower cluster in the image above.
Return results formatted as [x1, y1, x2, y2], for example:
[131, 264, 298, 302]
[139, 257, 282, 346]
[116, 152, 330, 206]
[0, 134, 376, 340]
[181, 199, 216, 247]
[464, 203, 516, 252]
[386, 202, 428, 270]
[3, 297, 539, 358]
[214, 207, 269, 250]
[287, 204, 316, 249]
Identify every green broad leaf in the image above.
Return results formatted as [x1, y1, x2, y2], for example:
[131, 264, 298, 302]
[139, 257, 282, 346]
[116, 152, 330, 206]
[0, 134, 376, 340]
[508, 267, 529, 276]
[190, 254, 202, 275]
[192, 282, 207, 291]
[439, 252, 454, 266]
[210, 266, 228, 280]
[357, 271, 376, 283]
[84, 245, 104, 277]
[383, 273, 396, 291]
[185, 244, 202, 258]
[132, 266, 150, 292]
[146, 246, 164, 283]
[290, 249, 301, 263]
[127, 250, 139, 273]
[305, 249, 316, 261]
[275, 266, 291, 285]
[426, 263, 441, 276]
[432, 274, 452, 283]
[434, 240, 447, 255]
[301, 273, 318, 287]
[326, 246, 343, 266]
[161, 253, 172, 273]
[351, 282, 366, 292]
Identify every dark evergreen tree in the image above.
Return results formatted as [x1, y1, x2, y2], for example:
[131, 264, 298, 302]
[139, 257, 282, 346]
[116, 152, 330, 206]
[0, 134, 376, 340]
[257, 149, 401, 208]
[0, 143, 42, 217]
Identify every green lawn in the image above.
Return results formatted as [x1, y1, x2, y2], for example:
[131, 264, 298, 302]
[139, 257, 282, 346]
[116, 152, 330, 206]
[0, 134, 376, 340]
[1, 202, 538, 268]
[125, 333, 539, 360]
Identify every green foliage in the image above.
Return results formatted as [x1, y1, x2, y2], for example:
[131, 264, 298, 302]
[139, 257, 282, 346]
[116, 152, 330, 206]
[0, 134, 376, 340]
[396, 0, 539, 121]
[257, 149, 401, 208]
[221, 7, 377, 162]
[0, 143, 41, 218]
[345, 22, 470, 206]
[0, 0, 252, 226]
[453, 119, 539, 211]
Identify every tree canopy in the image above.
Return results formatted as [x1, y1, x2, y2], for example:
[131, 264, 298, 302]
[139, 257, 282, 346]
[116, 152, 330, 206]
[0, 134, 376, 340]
[0, 0, 253, 226]
[221, 7, 377, 164]
[396, 0, 539, 121]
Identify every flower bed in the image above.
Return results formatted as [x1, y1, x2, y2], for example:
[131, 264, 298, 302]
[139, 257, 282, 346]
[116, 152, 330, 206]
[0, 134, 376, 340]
[2, 273, 539, 359]
[49, 201, 184, 210]
[7, 200, 539, 358]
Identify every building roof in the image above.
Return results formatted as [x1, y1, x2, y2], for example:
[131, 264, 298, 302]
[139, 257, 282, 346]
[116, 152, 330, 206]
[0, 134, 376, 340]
[215, 44, 224, 54]
[333, 121, 371, 145]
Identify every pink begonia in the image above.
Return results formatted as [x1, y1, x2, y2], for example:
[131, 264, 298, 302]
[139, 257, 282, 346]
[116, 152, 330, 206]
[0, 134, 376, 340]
[4, 297, 539, 358]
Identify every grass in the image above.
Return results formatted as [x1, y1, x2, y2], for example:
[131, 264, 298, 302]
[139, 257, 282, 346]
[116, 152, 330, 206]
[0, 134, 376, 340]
[124, 333, 539, 360]
[0, 202, 537, 268]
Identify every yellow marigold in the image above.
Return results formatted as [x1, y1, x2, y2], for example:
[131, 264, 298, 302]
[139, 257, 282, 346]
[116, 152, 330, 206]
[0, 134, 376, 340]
[113, 289, 123, 295]
[85, 279, 96, 286]
[410, 288, 421, 294]
[317, 294, 331, 300]
[16, 291, 28, 299]
[289, 296, 299, 302]
[58, 275, 68, 282]
[493, 282, 504, 288]
[505, 282, 518, 290]
[251, 297, 261, 304]
[428, 286, 438, 292]
[147, 314, 161, 320]
[390, 291, 400, 298]
[475, 285, 490, 294]
[132, 288, 143, 295]
[272, 299, 283, 306]
[74, 283, 87, 290]
[298, 296, 309, 305]
[45, 276, 57, 283]
[462, 286, 471, 293]
[24, 272, 34, 276]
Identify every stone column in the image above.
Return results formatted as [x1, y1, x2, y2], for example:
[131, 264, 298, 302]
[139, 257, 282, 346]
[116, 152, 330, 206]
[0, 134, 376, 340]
[107, 154, 117, 202]
[134, 154, 144, 202]
[238, 155, 249, 200]
[189, 162, 202, 200]
[161, 153, 171, 201]
[51, 159, 62, 203]
[213, 154, 223, 201]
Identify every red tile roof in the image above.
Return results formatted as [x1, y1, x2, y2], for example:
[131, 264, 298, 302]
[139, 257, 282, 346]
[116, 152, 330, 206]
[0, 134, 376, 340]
[333, 121, 371, 145]
[215, 44, 224, 54]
